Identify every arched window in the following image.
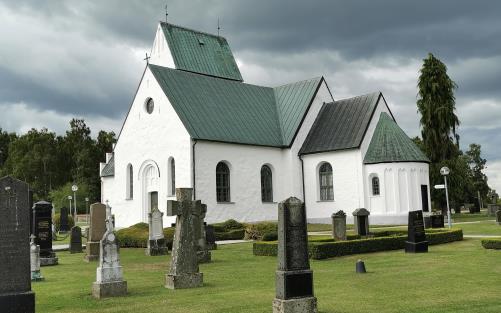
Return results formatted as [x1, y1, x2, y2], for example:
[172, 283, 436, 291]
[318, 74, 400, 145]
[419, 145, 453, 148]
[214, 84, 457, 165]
[145, 98, 154, 114]
[126, 164, 133, 199]
[319, 162, 333, 201]
[169, 158, 176, 196]
[216, 162, 230, 202]
[372, 176, 380, 196]
[261, 165, 273, 202]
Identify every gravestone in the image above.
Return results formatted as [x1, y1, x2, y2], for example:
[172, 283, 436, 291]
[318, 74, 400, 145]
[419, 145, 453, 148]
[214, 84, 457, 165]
[430, 214, 444, 228]
[196, 204, 211, 263]
[70, 226, 83, 254]
[487, 204, 500, 217]
[59, 207, 70, 232]
[33, 201, 58, 266]
[405, 210, 429, 253]
[30, 235, 44, 281]
[92, 204, 127, 298]
[273, 197, 317, 313]
[205, 224, 217, 250]
[331, 210, 347, 241]
[496, 210, 501, 225]
[165, 188, 203, 289]
[353, 208, 370, 236]
[85, 202, 107, 262]
[146, 207, 168, 256]
[423, 215, 431, 229]
[0, 176, 35, 313]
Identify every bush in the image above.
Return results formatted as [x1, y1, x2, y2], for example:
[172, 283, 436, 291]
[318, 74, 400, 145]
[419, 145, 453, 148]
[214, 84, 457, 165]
[215, 229, 245, 241]
[244, 222, 278, 240]
[212, 219, 245, 232]
[115, 223, 175, 249]
[253, 229, 463, 259]
[481, 239, 501, 249]
[262, 232, 278, 241]
[52, 213, 75, 231]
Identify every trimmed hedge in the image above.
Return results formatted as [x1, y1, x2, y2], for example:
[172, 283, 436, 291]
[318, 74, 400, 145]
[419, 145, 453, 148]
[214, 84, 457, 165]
[253, 229, 463, 260]
[245, 222, 278, 240]
[116, 223, 175, 249]
[481, 239, 501, 250]
[212, 219, 246, 240]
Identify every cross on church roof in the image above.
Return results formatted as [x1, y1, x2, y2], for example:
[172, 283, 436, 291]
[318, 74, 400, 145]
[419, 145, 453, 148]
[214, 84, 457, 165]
[144, 53, 150, 64]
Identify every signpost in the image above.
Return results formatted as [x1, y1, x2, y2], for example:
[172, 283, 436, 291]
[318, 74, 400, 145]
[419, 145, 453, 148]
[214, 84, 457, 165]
[440, 167, 452, 229]
[434, 184, 445, 190]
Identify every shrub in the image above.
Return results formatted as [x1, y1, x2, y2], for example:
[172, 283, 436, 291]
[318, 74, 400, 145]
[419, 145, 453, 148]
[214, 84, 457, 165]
[215, 229, 245, 240]
[52, 213, 75, 231]
[481, 239, 501, 250]
[244, 222, 278, 240]
[115, 223, 175, 249]
[212, 219, 245, 232]
[262, 232, 278, 241]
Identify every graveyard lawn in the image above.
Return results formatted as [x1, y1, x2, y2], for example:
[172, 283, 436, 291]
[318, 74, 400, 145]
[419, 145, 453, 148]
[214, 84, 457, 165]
[34, 239, 501, 313]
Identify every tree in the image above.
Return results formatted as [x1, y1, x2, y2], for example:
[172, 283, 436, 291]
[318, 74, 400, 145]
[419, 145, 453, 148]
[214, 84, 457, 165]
[417, 53, 460, 162]
[465, 143, 490, 204]
[49, 181, 91, 214]
[0, 128, 17, 170]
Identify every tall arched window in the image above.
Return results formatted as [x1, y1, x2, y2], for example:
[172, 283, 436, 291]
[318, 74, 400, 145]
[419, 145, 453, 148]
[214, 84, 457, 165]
[126, 164, 133, 199]
[216, 162, 230, 202]
[372, 176, 380, 196]
[169, 158, 176, 196]
[261, 165, 273, 202]
[319, 162, 333, 201]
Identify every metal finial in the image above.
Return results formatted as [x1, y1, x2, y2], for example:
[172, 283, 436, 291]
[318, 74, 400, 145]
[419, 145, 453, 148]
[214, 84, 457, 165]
[144, 53, 150, 64]
[165, 4, 168, 23]
[217, 18, 220, 36]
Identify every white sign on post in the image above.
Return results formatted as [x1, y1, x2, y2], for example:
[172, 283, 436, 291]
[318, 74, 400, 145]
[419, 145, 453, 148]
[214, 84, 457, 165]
[434, 184, 445, 189]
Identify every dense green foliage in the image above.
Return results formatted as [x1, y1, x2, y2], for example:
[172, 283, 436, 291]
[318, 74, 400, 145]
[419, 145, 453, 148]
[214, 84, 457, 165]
[0, 120, 116, 204]
[253, 229, 463, 259]
[52, 213, 75, 231]
[212, 219, 246, 240]
[115, 222, 175, 249]
[244, 222, 278, 240]
[481, 239, 501, 250]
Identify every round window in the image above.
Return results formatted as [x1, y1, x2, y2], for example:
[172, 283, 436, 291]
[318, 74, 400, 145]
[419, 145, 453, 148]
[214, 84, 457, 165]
[145, 98, 154, 114]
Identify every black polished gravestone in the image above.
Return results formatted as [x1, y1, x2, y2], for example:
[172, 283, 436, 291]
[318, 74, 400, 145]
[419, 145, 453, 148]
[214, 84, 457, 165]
[273, 197, 317, 313]
[430, 214, 444, 228]
[405, 210, 429, 253]
[33, 201, 58, 265]
[0, 176, 35, 313]
[70, 226, 83, 254]
[59, 207, 70, 232]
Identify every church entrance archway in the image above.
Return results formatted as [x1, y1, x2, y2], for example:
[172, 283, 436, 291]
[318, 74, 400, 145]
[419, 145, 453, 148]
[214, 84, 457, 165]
[139, 160, 160, 222]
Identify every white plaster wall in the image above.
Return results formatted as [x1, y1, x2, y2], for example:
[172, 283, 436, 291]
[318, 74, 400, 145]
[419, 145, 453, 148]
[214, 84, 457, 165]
[102, 68, 192, 228]
[149, 24, 175, 68]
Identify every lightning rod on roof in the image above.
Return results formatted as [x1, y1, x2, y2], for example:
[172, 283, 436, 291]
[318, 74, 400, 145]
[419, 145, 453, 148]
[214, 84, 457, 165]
[217, 18, 221, 36]
[165, 3, 168, 23]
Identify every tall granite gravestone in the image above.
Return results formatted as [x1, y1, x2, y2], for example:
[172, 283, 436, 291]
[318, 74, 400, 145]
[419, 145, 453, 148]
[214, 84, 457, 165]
[33, 201, 58, 266]
[165, 188, 203, 289]
[196, 203, 211, 263]
[92, 204, 127, 298]
[273, 197, 317, 313]
[353, 208, 370, 236]
[85, 202, 107, 262]
[59, 207, 70, 232]
[0, 176, 35, 313]
[146, 207, 168, 256]
[405, 210, 428, 253]
[331, 210, 347, 241]
[70, 226, 83, 253]
[205, 224, 217, 250]
[30, 235, 44, 281]
[430, 214, 444, 228]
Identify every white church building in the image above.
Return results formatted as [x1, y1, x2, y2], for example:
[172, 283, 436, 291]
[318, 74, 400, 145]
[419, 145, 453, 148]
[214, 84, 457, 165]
[100, 22, 431, 227]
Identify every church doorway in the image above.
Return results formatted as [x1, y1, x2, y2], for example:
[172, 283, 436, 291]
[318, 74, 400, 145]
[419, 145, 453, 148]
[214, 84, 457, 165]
[140, 161, 160, 222]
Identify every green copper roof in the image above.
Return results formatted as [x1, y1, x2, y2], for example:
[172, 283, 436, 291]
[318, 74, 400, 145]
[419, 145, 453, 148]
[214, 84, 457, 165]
[101, 155, 114, 177]
[149, 64, 323, 147]
[161, 23, 243, 81]
[364, 112, 429, 164]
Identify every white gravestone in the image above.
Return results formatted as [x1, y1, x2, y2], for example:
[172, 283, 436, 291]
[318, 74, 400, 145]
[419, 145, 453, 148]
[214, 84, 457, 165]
[146, 207, 168, 256]
[30, 235, 44, 281]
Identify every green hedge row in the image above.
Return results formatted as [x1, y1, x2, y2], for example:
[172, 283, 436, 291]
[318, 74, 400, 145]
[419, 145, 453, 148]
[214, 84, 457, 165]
[481, 239, 501, 249]
[253, 229, 463, 260]
[116, 223, 175, 249]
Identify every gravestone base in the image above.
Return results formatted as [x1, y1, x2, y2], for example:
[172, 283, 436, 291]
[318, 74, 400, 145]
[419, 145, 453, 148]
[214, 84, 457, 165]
[145, 239, 169, 256]
[40, 254, 58, 266]
[31, 270, 44, 282]
[405, 241, 429, 253]
[0, 291, 35, 313]
[165, 272, 203, 289]
[207, 243, 217, 250]
[92, 281, 127, 299]
[197, 250, 211, 263]
[85, 241, 100, 261]
[272, 297, 317, 313]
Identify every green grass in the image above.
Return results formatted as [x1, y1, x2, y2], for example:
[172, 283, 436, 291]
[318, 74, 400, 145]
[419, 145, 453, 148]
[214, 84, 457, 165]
[453, 221, 501, 236]
[34, 239, 501, 313]
[452, 212, 493, 222]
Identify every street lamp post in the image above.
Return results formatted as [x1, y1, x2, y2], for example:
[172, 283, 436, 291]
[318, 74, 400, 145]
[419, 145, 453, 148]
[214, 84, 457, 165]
[68, 195, 73, 218]
[440, 166, 452, 229]
[85, 197, 89, 224]
[71, 184, 78, 218]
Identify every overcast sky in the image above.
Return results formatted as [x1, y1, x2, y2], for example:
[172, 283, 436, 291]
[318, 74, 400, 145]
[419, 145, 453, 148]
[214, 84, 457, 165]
[0, 0, 500, 191]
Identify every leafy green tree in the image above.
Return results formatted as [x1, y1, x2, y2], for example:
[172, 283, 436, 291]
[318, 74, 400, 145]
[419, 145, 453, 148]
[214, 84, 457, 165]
[465, 143, 490, 204]
[0, 128, 17, 170]
[49, 181, 91, 214]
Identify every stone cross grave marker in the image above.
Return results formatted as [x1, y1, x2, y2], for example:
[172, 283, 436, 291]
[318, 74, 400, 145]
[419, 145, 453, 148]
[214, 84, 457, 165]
[33, 201, 58, 266]
[85, 202, 106, 262]
[0, 176, 35, 313]
[146, 207, 168, 256]
[352, 208, 370, 236]
[273, 197, 317, 313]
[405, 210, 429, 253]
[70, 226, 83, 254]
[196, 203, 211, 263]
[331, 210, 347, 241]
[92, 203, 127, 299]
[165, 188, 203, 289]
[30, 235, 44, 281]
[59, 207, 70, 232]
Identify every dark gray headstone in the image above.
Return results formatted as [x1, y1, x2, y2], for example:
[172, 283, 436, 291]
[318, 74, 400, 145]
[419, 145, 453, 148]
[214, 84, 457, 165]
[0, 176, 35, 313]
[165, 188, 203, 289]
[430, 215, 444, 228]
[33, 201, 58, 265]
[205, 225, 217, 250]
[405, 210, 428, 253]
[59, 207, 70, 232]
[195, 204, 211, 263]
[273, 197, 317, 313]
[70, 226, 83, 254]
[352, 208, 370, 236]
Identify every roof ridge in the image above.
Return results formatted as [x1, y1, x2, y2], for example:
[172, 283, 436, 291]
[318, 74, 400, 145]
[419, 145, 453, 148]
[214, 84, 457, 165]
[160, 22, 226, 40]
[273, 76, 322, 89]
[335, 91, 381, 103]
